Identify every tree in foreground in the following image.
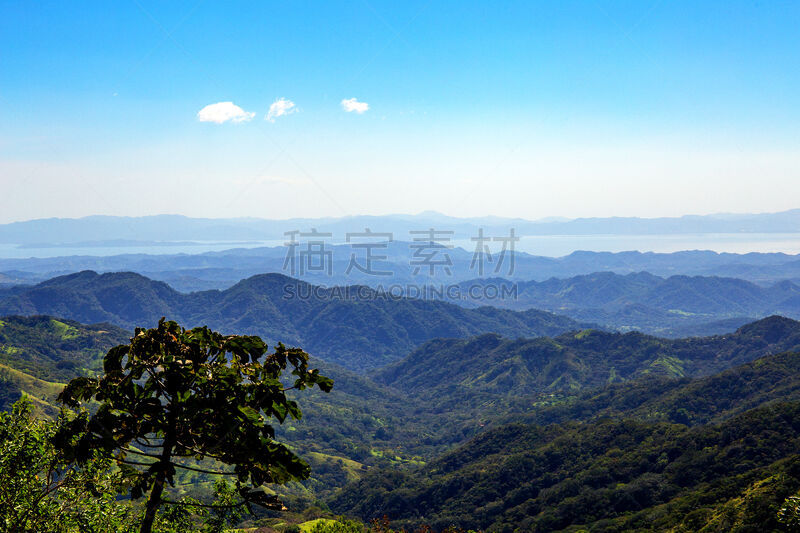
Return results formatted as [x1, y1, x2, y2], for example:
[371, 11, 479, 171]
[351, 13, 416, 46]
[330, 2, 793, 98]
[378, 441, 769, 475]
[55, 318, 333, 533]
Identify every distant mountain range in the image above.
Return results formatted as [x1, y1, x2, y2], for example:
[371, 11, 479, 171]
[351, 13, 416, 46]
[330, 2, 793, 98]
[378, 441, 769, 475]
[5, 267, 800, 338]
[3, 210, 800, 245]
[444, 271, 800, 336]
[3, 244, 800, 294]
[0, 271, 586, 370]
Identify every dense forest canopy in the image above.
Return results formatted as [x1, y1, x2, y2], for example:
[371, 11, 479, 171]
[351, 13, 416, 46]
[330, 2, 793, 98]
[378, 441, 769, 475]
[4, 310, 800, 530]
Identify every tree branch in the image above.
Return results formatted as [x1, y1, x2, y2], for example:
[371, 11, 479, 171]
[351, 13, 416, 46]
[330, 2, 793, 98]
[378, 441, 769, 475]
[115, 454, 235, 476]
[170, 462, 236, 476]
[120, 447, 163, 459]
[174, 440, 227, 461]
[135, 437, 164, 449]
[161, 498, 249, 509]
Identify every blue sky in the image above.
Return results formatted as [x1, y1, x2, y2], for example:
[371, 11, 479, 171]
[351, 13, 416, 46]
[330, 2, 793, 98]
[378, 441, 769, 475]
[1, 1, 799, 222]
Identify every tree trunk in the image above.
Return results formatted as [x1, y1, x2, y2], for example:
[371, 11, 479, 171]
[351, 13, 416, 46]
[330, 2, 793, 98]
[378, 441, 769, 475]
[140, 436, 174, 533]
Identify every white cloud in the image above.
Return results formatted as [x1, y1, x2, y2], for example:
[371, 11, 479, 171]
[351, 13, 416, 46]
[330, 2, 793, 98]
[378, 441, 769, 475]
[196, 102, 255, 124]
[341, 97, 369, 114]
[266, 98, 298, 122]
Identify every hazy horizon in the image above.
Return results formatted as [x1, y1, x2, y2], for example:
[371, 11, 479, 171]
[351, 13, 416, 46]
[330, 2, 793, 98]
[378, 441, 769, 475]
[2, 209, 800, 258]
[2, 207, 800, 226]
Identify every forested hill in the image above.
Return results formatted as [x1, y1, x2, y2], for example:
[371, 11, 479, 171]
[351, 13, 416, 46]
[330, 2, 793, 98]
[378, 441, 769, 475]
[0, 315, 128, 381]
[329, 401, 800, 532]
[333, 341, 800, 531]
[448, 271, 800, 335]
[0, 315, 129, 413]
[5, 311, 800, 527]
[460, 271, 800, 315]
[0, 271, 587, 370]
[375, 315, 800, 401]
[513, 349, 800, 428]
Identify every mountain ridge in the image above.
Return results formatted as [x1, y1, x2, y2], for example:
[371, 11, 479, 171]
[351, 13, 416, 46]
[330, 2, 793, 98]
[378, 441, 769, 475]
[374, 315, 800, 402]
[4, 209, 800, 244]
[0, 271, 588, 370]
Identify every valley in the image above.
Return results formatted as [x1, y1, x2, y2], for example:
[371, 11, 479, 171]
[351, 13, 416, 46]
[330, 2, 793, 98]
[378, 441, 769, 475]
[5, 282, 800, 530]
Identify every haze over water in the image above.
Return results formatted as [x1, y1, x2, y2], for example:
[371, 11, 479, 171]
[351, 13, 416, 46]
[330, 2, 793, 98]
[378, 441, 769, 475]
[2, 233, 799, 260]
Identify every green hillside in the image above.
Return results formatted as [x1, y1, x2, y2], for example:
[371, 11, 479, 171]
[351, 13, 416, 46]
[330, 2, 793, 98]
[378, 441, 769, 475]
[514, 349, 800, 429]
[0, 315, 129, 413]
[0, 363, 65, 416]
[6, 313, 800, 530]
[272, 317, 800, 509]
[329, 401, 800, 532]
[375, 316, 800, 405]
[0, 315, 129, 382]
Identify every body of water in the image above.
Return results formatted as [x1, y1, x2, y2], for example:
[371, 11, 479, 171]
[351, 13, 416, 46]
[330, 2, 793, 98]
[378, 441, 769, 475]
[1, 233, 799, 259]
[0, 241, 284, 259]
[512, 233, 800, 257]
